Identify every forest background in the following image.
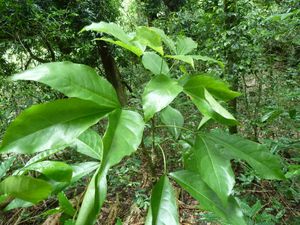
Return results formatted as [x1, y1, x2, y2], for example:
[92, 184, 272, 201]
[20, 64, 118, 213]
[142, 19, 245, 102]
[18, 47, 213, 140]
[0, 0, 299, 224]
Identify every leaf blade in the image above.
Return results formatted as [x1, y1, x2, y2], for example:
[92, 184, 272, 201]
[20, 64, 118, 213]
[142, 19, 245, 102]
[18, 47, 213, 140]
[143, 75, 183, 121]
[142, 52, 169, 75]
[170, 170, 246, 225]
[150, 175, 179, 225]
[204, 131, 284, 180]
[73, 129, 103, 160]
[11, 62, 120, 109]
[0, 98, 111, 154]
[0, 176, 52, 204]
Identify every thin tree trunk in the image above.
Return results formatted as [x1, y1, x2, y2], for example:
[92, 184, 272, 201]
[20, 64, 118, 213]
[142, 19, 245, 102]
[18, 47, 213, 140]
[97, 40, 127, 106]
[224, 0, 238, 134]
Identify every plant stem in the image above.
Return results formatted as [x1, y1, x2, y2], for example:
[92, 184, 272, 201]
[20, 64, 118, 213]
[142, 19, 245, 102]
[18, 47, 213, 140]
[158, 144, 167, 174]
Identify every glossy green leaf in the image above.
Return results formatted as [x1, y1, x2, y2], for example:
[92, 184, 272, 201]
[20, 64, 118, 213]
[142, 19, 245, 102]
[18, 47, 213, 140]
[24, 161, 73, 182]
[183, 75, 240, 101]
[0, 98, 111, 154]
[143, 75, 183, 121]
[149, 175, 179, 225]
[160, 106, 184, 139]
[0, 156, 16, 179]
[102, 110, 144, 167]
[191, 55, 224, 69]
[73, 129, 103, 160]
[11, 62, 120, 109]
[0, 176, 52, 204]
[82, 22, 131, 44]
[166, 55, 194, 68]
[70, 161, 99, 183]
[183, 85, 237, 125]
[25, 147, 65, 167]
[136, 26, 164, 55]
[185, 135, 235, 203]
[49, 161, 100, 194]
[197, 116, 211, 130]
[170, 170, 246, 225]
[145, 206, 153, 225]
[75, 167, 108, 225]
[76, 109, 144, 225]
[142, 52, 169, 75]
[175, 36, 197, 55]
[96, 37, 143, 57]
[58, 192, 76, 216]
[150, 27, 176, 53]
[204, 131, 285, 180]
[204, 89, 237, 124]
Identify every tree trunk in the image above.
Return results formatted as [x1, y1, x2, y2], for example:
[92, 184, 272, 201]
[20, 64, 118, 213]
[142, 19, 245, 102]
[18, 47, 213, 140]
[224, 0, 238, 134]
[97, 40, 127, 106]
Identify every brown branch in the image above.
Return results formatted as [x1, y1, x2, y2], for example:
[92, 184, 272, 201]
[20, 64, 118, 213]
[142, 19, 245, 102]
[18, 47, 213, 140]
[22, 42, 49, 63]
[44, 39, 56, 61]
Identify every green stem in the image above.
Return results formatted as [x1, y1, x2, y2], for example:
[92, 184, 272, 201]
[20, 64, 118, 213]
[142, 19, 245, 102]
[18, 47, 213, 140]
[158, 144, 167, 174]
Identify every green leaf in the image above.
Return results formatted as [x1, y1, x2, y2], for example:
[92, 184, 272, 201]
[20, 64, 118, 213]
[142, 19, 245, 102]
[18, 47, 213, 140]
[185, 135, 235, 204]
[191, 55, 224, 69]
[149, 27, 176, 53]
[175, 36, 197, 55]
[75, 167, 108, 225]
[101, 110, 144, 167]
[73, 129, 103, 160]
[260, 109, 283, 123]
[170, 170, 246, 225]
[64, 219, 75, 225]
[285, 165, 300, 178]
[160, 106, 184, 139]
[165, 55, 194, 68]
[204, 89, 237, 124]
[115, 218, 122, 225]
[96, 37, 143, 57]
[76, 109, 144, 225]
[24, 161, 73, 182]
[82, 22, 131, 44]
[149, 175, 179, 225]
[70, 162, 99, 183]
[0, 156, 16, 179]
[197, 116, 211, 130]
[145, 206, 153, 225]
[0, 98, 111, 154]
[25, 147, 65, 167]
[136, 26, 164, 55]
[142, 52, 169, 75]
[0, 176, 52, 204]
[142, 75, 183, 121]
[4, 198, 33, 211]
[183, 75, 240, 101]
[58, 192, 76, 216]
[11, 62, 120, 109]
[183, 85, 237, 125]
[204, 130, 285, 179]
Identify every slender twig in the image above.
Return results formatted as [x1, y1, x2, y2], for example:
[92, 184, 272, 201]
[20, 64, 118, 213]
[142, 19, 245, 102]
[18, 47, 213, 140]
[158, 144, 167, 174]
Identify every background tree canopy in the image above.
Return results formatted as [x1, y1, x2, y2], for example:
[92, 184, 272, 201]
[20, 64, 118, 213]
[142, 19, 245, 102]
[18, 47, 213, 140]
[0, 0, 299, 224]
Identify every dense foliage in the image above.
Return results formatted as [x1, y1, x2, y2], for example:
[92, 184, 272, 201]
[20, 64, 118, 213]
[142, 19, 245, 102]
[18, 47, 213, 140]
[0, 0, 299, 225]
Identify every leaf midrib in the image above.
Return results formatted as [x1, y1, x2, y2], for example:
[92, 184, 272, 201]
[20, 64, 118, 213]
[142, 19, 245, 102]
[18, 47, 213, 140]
[4, 109, 109, 146]
[200, 137, 223, 197]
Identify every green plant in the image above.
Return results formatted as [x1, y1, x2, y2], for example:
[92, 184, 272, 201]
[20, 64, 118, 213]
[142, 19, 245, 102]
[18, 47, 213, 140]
[0, 22, 285, 225]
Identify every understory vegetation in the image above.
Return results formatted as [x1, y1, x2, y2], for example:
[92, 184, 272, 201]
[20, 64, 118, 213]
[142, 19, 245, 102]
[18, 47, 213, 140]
[0, 0, 299, 225]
